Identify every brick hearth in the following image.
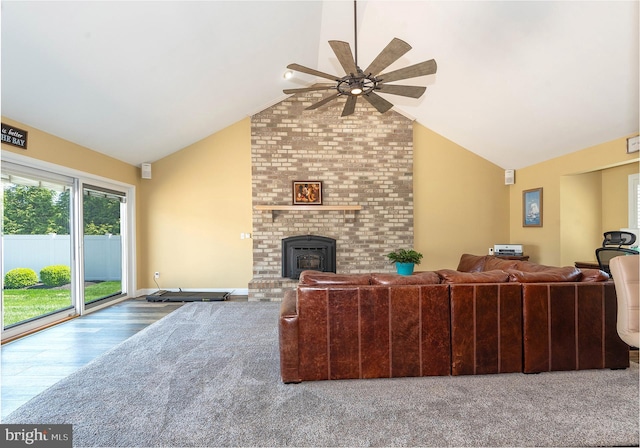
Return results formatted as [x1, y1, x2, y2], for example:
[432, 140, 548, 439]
[248, 92, 414, 301]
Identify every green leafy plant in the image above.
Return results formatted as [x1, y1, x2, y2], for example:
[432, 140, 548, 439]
[4, 268, 38, 289]
[40, 265, 71, 287]
[386, 249, 423, 265]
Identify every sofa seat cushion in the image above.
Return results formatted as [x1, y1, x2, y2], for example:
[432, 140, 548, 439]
[437, 269, 510, 284]
[578, 268, 610, 282]
[299, 271, 371, 286]
[506, 266, 581, 283]
[370, 271, 440, 285]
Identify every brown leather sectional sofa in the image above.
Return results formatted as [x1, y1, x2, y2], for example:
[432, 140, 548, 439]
[279, 254, 630, 383]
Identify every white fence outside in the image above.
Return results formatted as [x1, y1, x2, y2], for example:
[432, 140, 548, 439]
[2, 234, 122, 281]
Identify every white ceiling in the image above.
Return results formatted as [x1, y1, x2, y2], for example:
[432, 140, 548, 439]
[1, 1, 638, 170]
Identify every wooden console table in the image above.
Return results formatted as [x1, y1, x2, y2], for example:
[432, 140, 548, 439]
[574, 261, 599, 270]
[496, 255, 529, 261]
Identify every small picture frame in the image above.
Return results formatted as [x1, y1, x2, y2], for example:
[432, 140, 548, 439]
[292, 181, 322, 205]
[627, 135, 639, 154]
[523, 188, 543, 227]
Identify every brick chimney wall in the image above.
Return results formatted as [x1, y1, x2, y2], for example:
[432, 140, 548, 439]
[248, 92, 414, 301]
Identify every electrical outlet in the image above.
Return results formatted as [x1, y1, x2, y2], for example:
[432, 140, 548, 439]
[154, 272, 160, 279]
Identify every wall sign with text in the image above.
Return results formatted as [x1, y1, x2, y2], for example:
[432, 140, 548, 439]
[1, 123, 28, 149]
[627, 135, 639, 154]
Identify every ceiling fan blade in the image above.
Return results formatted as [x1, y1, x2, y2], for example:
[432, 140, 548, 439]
[377, 84, 426, 99]
[363, 38, 412, 76]
[362, 92, 394, 114]
[341, 95, 358, 117]
[305, 93, 340, 110]
[283, 84, 336, 94]
[377, 59, 437, 83]
[329, 40, 358, 75]
[287, 63, 341, 81]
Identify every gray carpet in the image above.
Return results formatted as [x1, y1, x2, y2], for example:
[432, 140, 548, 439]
[4, 302, 639, 447]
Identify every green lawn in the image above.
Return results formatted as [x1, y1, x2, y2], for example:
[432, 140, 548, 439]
[3, 281, 121, 327]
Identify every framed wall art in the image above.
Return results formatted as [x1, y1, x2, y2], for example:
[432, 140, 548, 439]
[523, 187, 543, 227]
[292, 181, 322, 205]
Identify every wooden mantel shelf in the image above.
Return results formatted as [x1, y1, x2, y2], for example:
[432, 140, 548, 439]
[254, 205, 362, 222]
[255, 205, 361, 211]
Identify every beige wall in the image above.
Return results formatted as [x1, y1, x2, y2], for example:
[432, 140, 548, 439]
[4, 114, 638, 293]
[1, 116, 143, 287]
[601, 163, 639, 232]
[413, 124, 510, 270]
[137, 118, 252, 290]
[560, 171, 601, 266]
[1, 117, 139, 184]
[510, 136, 639, 266]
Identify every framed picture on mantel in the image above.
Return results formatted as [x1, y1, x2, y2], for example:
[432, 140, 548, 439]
[523, 187, 543, 227]
[292, 181, 322, 205]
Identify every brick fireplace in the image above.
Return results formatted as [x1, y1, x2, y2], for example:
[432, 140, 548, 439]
[248, 92, 414, 301]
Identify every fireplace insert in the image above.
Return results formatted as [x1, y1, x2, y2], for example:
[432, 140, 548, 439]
[282, 235, 336, 279]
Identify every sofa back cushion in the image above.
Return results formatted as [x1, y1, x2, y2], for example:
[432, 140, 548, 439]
[437, 269, 510, 284]
[512, 260, 555, 272]
[299, 271, 371, 286]
[456, 254, 487, 272]
[483, 257, 520, 271]
[370, 271, 441, 285]
[505, 266, 581, 283]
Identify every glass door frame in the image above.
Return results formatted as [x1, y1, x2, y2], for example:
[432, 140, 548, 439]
[1, 151, 137, 340]
[80, 180, 130, 310]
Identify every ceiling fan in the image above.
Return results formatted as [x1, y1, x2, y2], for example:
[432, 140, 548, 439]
[283, 1, 437, 117]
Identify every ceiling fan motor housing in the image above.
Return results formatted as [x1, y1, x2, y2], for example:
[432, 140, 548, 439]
[338, 70, 377, 96]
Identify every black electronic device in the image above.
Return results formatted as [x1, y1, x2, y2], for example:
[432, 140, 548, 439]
[146, 291, 230, 302]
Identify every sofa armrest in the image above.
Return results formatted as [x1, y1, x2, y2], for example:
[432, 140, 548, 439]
[279, 289, 300, 383]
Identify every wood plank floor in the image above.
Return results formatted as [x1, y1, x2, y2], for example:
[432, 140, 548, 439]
[1, 296, 244, 419]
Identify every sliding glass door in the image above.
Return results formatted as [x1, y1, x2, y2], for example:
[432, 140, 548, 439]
[2, 166, 74, 328]
[1, 160, 132, 337]
[83, 184, 126, 307]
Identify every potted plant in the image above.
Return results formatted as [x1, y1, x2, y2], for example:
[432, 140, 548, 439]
[386, 249, 423, 276]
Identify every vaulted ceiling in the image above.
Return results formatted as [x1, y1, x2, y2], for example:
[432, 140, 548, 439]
[1, 1, 638, 170]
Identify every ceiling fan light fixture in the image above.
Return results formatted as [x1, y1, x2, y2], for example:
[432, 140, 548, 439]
[283, 70, 294, 80]
[282, 0, 437, 116]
